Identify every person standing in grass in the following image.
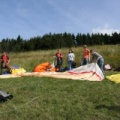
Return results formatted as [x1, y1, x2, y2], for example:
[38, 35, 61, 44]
[90, 50, 104, 74]
[55, 49, 63, 71]
[67, 48, 75, 70]
[81, 45, 90, 65]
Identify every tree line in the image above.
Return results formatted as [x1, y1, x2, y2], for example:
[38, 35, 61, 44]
[0, 32, 120, 52]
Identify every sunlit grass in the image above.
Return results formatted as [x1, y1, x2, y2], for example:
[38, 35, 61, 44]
[0, 45, 120, 120]
[9, 45, 120, 71]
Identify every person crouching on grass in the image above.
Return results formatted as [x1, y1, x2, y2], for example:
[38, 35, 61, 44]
[1, 52, 11, 70]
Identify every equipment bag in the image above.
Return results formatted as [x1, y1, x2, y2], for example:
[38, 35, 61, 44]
[0, 90, 13, 102]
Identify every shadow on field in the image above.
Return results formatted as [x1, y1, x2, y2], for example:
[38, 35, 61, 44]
[96, 104, 120, 112]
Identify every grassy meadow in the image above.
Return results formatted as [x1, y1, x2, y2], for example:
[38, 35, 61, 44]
[0, 45, 120, 120]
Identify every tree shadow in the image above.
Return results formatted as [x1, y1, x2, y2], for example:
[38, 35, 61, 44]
[96, 104, 120, 112]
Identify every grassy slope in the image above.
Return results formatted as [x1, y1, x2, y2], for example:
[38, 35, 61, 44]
[0, 45, 120, 120]
[0, 77, 119, 120]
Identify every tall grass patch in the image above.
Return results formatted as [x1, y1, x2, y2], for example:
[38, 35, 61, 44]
[8, 45, 120, 70]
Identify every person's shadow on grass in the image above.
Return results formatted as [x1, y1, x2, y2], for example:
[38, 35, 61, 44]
[96, 104, 120, 112]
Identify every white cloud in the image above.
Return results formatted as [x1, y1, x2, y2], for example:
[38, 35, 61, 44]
[92, 25, 120, 35]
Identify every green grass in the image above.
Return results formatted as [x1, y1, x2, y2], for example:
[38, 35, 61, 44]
[0, 45, 120, 120]
[0, 77, 120, 120]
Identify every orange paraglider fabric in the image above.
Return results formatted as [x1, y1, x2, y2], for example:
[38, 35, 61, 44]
[33, 62, 57, 72]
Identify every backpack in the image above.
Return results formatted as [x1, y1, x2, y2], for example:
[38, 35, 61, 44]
[114, 67, 120, 71]
[0, 90, 13, 102]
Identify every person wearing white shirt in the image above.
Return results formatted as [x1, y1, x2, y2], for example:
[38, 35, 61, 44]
[67, 48, 75, 70]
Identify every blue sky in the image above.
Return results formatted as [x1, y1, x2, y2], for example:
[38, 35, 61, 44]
[0, 0, 120, 40]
